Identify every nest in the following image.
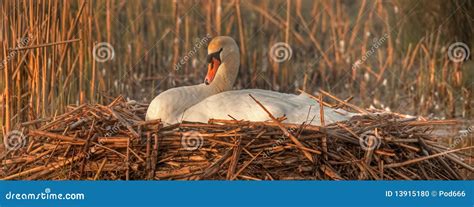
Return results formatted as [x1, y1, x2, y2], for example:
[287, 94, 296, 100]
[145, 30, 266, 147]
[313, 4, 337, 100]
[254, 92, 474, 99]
[1, 96, 473, 180]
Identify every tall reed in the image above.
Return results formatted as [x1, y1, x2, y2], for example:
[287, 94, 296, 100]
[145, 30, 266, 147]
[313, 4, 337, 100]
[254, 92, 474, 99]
[1, 0, 472, 136]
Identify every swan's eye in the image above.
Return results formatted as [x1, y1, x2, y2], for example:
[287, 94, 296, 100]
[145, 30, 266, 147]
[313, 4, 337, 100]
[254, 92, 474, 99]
[207, 48, 223, 64]
[204, 48, 223, 85]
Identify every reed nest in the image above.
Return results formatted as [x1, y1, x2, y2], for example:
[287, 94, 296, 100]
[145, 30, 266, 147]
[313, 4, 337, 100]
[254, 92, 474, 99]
[1, 96, 473, 180]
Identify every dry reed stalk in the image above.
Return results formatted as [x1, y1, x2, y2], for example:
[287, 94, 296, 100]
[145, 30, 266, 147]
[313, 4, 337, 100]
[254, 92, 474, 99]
[249, 94, 315, 162]
[1, 1, 472, 180]
[2, 0, 471, 137]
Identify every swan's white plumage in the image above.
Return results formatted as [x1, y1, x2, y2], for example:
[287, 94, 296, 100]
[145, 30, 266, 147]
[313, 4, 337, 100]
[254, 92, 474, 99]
[183, 89, 353, 125]
[146, 36, 356, 126]
[146, 84, 214, 125]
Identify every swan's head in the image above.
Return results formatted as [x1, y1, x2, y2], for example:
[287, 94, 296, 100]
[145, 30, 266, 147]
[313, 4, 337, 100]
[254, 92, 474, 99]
[204, 36, 240, 91]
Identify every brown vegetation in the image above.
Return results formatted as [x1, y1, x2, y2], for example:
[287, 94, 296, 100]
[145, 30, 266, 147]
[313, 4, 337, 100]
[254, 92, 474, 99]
[0, 0, 473, 179]
[1, 97, 472, 180]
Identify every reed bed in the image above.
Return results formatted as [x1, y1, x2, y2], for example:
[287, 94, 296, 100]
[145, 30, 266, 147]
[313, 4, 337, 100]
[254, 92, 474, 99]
[1, 1, 473, 178]
[1, 96, 472, 180]
[1, 0, 473, 139]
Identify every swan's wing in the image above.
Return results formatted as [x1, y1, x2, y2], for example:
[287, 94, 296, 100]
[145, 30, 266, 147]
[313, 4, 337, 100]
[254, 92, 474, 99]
[146, 84, 212, 125]
[288, 92, 355, 124]
[182, 89, 288, 122]
[182, 89, 353, 125]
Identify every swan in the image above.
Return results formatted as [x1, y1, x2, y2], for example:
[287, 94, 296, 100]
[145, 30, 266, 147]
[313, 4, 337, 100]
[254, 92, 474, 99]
[146, 36, 354, 126]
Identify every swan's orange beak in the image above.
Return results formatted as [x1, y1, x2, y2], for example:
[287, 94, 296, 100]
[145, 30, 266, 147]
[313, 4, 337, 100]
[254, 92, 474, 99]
[204, 57, 221, 85]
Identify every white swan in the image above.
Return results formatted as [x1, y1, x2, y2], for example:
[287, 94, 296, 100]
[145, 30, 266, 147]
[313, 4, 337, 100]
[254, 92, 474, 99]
[146, 36, 354, 125]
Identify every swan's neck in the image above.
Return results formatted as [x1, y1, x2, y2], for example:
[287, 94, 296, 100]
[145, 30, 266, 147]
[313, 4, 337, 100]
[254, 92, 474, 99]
[208, 51, 240, 93]
[182, 51, 239, 113]
[181, 59, 239, 110]
[185, 84, 217, 106]
[169, 83, 216, 122]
